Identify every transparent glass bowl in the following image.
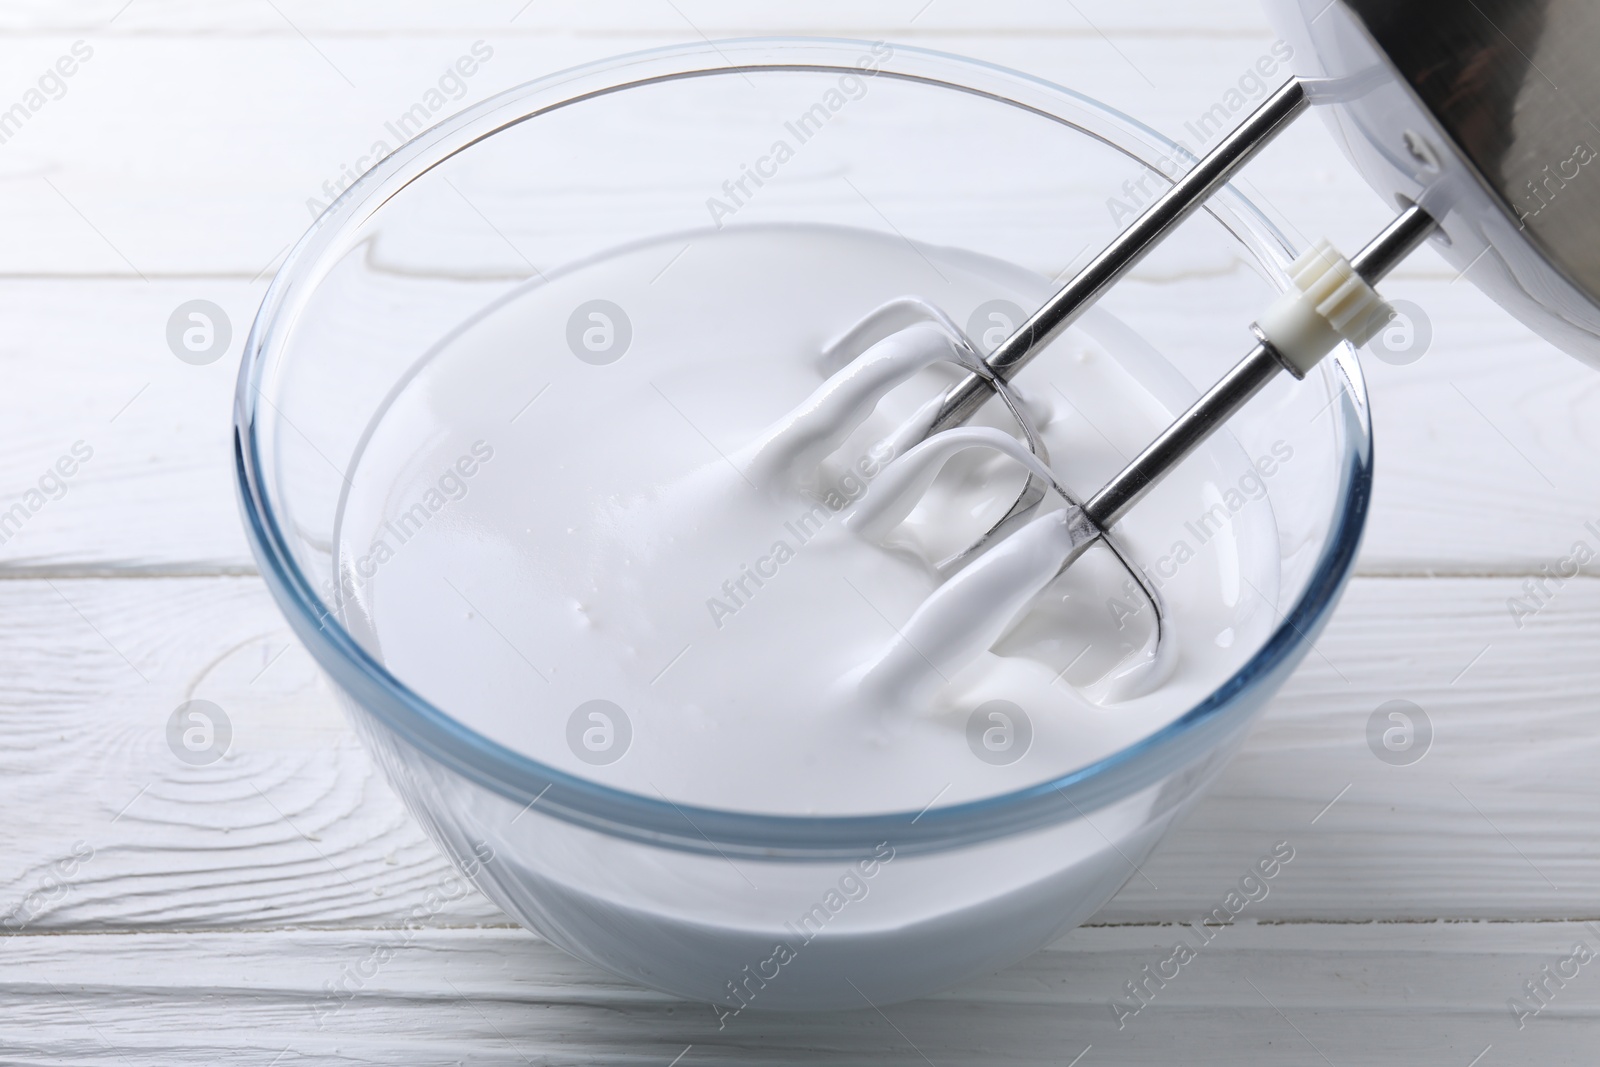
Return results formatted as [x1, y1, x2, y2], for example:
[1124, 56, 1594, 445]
[234, 39, 1371, 1010]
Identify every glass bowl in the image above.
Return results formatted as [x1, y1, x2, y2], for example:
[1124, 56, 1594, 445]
[234, 38, 1371, 1011]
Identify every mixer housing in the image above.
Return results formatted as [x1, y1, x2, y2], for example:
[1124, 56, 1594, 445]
[1267, 0, 1600, 366]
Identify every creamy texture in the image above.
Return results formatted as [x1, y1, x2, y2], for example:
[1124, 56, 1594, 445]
[334, 224, 1280, 815]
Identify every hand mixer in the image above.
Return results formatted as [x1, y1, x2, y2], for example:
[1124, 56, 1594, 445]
[798, 0, 1600, 696]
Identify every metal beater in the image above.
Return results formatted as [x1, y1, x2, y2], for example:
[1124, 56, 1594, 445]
[828, 0, 1600, 685]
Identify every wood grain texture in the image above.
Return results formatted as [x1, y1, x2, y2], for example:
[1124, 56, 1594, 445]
[0, 272, 1588, 574]
[1, 574, 1595, 932]
[0, 29, 1581, 574]
[2, 922, 1596, 1064]
[0, 0, 1591, 1059]
[0, 576, 503, 932]
[0, 34, 1376, 277]
[1101, 573, 1600, 922]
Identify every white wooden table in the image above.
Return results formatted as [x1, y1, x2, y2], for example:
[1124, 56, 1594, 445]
[3, 2, 1598, 1063]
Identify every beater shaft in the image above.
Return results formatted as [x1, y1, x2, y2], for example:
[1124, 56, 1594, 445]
[928, 77, 1311, 436]
[1083, 203, 1438, 530]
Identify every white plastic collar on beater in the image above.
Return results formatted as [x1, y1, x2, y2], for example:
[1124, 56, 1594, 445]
[1254, 239, 1394, 378]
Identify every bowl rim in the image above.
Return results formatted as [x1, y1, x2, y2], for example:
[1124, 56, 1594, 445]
[234, 36, 1373, 861]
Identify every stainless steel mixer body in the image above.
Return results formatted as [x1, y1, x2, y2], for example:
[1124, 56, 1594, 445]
[1268, 0, 1600, 365]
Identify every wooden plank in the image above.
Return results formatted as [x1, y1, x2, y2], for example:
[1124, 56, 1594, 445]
[0, 922, 1593, 1064]
[0, 575, 503, 931]
[0, 574, 1596, 932]
[1121, 266, 1600, 575]
[5, 29, 1579, 576]
[1099, 571, 1600, 922]
[0, 4, 1573, 1060]
[0, 281, 249, 574]
[0, 34, 1374, 278]
[0, 269, 1586, 574]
